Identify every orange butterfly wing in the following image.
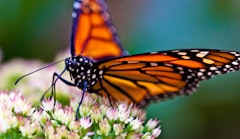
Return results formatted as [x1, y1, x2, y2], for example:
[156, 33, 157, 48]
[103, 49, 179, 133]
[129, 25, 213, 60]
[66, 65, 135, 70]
[91, 49, 240, 106]
[69, 1, 240, 107]
[71, 0, 125, 61]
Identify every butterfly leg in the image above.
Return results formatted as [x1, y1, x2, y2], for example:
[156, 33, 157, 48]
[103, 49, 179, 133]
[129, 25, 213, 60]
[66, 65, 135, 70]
[102, 87, 113, 107]
[108, 94, 113, 107]
[51, 72, 76, 87]
[52, 72, 76, 105]
[75, 81, 88, 120]
[41, 77, 57, 102]
[41, 69, 75, 105]
[41, 68, 70, 101]
[92, 87, 113, 107]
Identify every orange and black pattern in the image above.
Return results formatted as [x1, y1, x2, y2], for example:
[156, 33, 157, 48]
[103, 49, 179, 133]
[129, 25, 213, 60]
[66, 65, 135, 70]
[91, 49, 240, 106]
[63, 0, 240, 107]
[71, 0, 126, 61]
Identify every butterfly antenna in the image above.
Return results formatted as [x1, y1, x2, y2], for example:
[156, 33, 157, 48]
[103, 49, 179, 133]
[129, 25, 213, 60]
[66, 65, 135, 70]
[15, 58, 66, 85]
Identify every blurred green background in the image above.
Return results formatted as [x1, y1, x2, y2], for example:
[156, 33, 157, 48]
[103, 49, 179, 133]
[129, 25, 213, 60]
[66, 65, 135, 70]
[1, 0, 240, 139]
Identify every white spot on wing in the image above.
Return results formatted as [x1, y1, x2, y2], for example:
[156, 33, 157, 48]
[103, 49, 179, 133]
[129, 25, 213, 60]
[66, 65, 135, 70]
[72, 12, 77, 18]
[209, 66, 217, 70]
[91, 81, 95, 85]
[216, 70, 221, 74]
[73, 1, 81, 9]
[201, 76, 206, 80]
[177, 52, 187, 55]
[207, 72, 212, 76]
[99, 70, 104, 75]
[87, 70, 91, 74]
[190, 49, 200, 52]
[150, 63, 158, 66]
[197, 72, 203, 76]
[179, 71, 185, 74]
[82, 75, 86, 79]
[171, 50, 180, 53]
[92, 74, 96, 79]
[182, 56, 190, 59]
[164, 63, 173, 67]
[177, 67, 183, 70]
[196, 51, 209, 58]
[230, 51, 238, 55]
[150, 52, 158, 54]
[232, 61, 239, 65]
[225, 65, 230, 68]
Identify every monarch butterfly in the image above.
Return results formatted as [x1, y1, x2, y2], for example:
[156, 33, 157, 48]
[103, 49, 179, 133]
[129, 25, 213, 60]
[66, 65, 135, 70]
[48, 0, 240, 119]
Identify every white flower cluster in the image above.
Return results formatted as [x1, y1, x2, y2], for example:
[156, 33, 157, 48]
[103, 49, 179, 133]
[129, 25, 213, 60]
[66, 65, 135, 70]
[0, 90, 161, 139]
[0, 91, 40, 138]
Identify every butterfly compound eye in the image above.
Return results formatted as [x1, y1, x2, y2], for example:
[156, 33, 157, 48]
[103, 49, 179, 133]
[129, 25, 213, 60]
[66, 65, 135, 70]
[72, 61, 79, 69]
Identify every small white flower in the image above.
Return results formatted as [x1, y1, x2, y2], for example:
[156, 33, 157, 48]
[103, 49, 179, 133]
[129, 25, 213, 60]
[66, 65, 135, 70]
[118, 133, 127, 138]
[68, 131, 81, 139]
[82, 135, 91, 139]
[130, 118, 142, 130]
[113, 124, 124, 136]
[86, 131, 94, 136]
[118, 104, 128, 112]
[5, 92, 32, 115]
[6, 114, 18, 128]
[80, 117, 92, 129]
[97, 118, 111, 136]
[53, 106, 74, 125]
[82, 93, 96, 106]
[0, 116, 10, 133]
[80, 104, 91, 117]
[30, 110, 42, 123]
[125, 116, 134, 124]
[90, 107, 102, 123]
[40, 98, 55, 111]
[44, 121, 55, 137]
[126, 132, 140, 139]
[13, 99, 32, 115]
[151, 126, 161, 137]
[20, 121, 40, 138]
[69, 120, 80, 131]
[118, 110, 130, 122]
[56, 125, 69, 138]
[146, 119, 160, 131]
[100, 105, 108, 115]
[106, 108, 117, 121]
[142, 132, 152, 139]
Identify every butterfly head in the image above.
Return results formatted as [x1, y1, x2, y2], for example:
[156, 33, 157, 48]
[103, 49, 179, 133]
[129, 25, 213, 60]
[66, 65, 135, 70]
[65, 56, 94, 73]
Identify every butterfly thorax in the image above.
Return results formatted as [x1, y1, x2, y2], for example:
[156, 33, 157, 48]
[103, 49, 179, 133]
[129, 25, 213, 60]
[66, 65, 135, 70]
[65, 56, 101, 90]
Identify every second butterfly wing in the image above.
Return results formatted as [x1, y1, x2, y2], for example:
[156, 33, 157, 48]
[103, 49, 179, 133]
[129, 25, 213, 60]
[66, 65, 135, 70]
[71, 0, 125, 61]
[91, 49, 240, 107]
